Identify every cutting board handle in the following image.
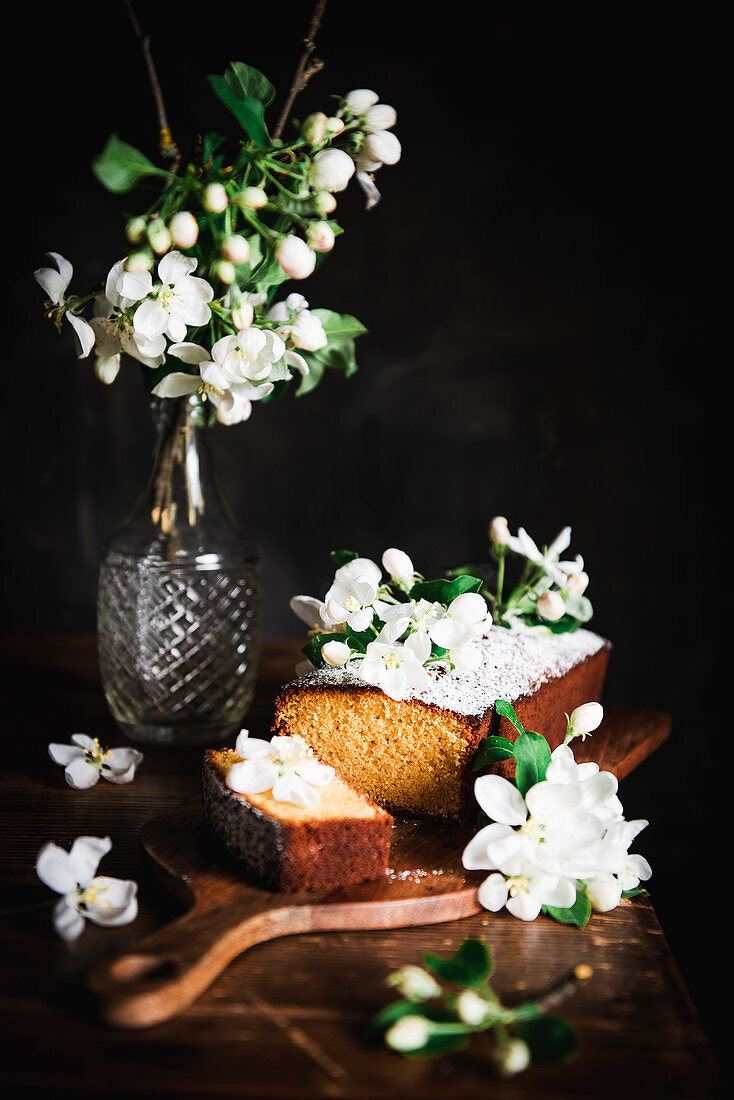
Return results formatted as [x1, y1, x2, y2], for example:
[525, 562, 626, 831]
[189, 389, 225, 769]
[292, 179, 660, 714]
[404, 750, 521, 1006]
[88, 897, 313, 1028]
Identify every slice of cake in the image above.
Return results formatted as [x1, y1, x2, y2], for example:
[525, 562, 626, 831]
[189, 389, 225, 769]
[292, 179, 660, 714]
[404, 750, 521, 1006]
[273, 625, 610, 823]
[203, 744, 393, 891]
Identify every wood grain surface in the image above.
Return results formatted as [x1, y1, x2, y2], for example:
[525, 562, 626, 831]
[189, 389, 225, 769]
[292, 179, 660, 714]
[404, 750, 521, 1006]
[0, 634, 721, 1099]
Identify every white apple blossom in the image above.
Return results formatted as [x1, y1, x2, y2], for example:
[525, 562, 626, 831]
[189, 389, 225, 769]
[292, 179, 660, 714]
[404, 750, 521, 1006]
[34, 252, 95, 358]
[48, 734, 143, 790]
[36, 836, 138, 942]
[268, 296, 327, 356]
[89, 259, 167, 382]
[121, 251, 213, 345]
[324, 572, 379, 633]
[334, 556, 383, 588]
[505, 526, 584, 587]
[357, 638, 429, 701]
[477, 863, 577, 922]
[226, 731, 334, 810]
[308, 148, 356, 193]
[429, 591, 491, 669]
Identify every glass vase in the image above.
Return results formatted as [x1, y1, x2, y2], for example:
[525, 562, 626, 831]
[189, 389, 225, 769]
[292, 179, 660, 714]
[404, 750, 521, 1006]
[97, 397, 261, 745]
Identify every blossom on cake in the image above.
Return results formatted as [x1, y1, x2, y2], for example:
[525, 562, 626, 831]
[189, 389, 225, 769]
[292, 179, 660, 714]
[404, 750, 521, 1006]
[226, 730, 335, 809]
[35, 835, 138, 941]
[463, 701, 651, 926]
[48, 734, 143, 789]
[448, 518, 595, 636]
[291, 547, 493, 700]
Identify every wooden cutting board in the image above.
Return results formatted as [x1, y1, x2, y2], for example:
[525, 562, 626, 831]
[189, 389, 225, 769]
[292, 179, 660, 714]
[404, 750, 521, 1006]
[88, 705, 670, 1029]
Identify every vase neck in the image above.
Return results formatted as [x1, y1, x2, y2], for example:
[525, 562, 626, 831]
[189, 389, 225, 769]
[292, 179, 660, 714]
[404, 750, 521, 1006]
[147, 398, 210, 533]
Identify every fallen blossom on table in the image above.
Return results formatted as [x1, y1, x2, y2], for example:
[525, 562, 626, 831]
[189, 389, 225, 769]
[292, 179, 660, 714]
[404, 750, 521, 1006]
[35, 835, 138, 942]
[48, 734, 143, 789]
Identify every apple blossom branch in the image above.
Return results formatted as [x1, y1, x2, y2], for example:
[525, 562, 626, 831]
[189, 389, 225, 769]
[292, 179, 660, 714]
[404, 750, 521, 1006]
[273, 0, 329, 141]
[122, 0, 181, 169]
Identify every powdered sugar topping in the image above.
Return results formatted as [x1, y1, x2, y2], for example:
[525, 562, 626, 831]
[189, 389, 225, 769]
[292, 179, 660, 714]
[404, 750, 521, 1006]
[293, 626, 607, 717]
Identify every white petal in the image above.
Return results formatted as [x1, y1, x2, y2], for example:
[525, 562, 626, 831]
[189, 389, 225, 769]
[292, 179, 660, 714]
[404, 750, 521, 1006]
[477, 873, 509, 912]
[462, 823, 514, 870]
[168, 342, 210, 364]
[101, 747, 144, 783]
[473, 774, 527, 826]
[84, 877, 138, 927]
[67, 313, 96, 358]
[506, 892, 542, 921]
[53, 897, 86, 941]
[447, 592, 488, 626]
[152, 373, 200, 398]
[68, 837, 112, 888]
[525, 781, 581, 818]
[133, 297, 167, 337]
[284, 349, 309, 376]
[36, 844, 80, 895]
[34, 266, 67, 304]
[449, 644, 483, 672]
[586, 876, 623, 912]
[404, 631, 431, 664]
[295, 758, 335, 787]
[272, 772, 321, 809]
[226, 758, 278, 794]
[234, 732, 272, 759]
[158, 250, 198, 284]
[429, 618, 472, 649]
[356, 170, 382, 210]
[118, 268, 153, 302]
[70, 733, 97, 750]
[48, 743, 84, 766]
[537, 875, 576, 909]
[64, 757, 100, 789]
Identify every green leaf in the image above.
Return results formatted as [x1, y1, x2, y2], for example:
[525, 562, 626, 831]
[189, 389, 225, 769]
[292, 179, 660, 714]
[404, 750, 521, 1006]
[544, 614, 583, 635]
[621, 887, 649, 899]
[207, 74, 269, 147]
[404, 1030, 469, 1060]
[296, 354, 325, 395]
[330, 550, 359, 567]
[312, 308, 368, 340]
[472, 735, 516, 772]
[494, 700, 525, 736]
[223, 61, 275, 108]
[542, 889, 592, 930]
[92, 134, 168, 194]
[409, 575, 484, 605]
[516, 1015, 579, 1066]
[311, 338, 358, 376]
[513, 730, 551, 796]
[424, 938, 493, 988]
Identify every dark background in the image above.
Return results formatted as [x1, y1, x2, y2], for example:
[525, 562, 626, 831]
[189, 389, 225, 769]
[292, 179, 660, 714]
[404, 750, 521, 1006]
[7, 0, 723, 1057]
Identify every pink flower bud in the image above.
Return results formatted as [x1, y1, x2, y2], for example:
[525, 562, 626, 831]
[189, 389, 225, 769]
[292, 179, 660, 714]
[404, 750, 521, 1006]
[168, 211, 199, 249]
[343, 89, 379, 114]
[212, 259, 236, 284]
[321, 640, 351, 667]
[203, 182, 228, 213]
[364, 104, 397, 131]
[237, 186, 268, 210]
[221, 235, 251, 264]
[309, 148, 355, 192]
[276, 235, 316, 280]
[537, 591, 566, 622]
[307, 222, 335, 253]
[314, 191, 337, 214]
[489, 516, 510, 545]
[302, 111, 328, 144]
[565, 570, 589, 597]
[363, 130, 402, 166]
[325, 117, 345, 135]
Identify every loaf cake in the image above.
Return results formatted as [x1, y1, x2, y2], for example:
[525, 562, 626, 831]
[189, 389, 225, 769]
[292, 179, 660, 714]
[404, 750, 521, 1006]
[273, 625, 611, 823]
[203, 747, 393, 891]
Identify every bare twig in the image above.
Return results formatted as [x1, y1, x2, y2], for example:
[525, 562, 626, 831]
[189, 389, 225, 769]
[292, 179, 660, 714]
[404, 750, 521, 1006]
[273, 0, 329, 141]
[122, 0, 181, 170]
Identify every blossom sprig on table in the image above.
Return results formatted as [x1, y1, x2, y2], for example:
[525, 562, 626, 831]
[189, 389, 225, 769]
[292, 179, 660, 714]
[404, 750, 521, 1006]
[35, 836, 138, 942]
[48, 734, 143, 790]
[464, 701, 651, 927]
[290, 548, 493, 700]
[369, 938, 586, 1072]
[34, 50, 401, 423]
[451, 517, 593, 635]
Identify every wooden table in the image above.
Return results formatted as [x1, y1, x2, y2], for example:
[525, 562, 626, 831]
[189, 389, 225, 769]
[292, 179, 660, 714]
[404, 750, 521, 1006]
[0, 635, 721, 1099]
